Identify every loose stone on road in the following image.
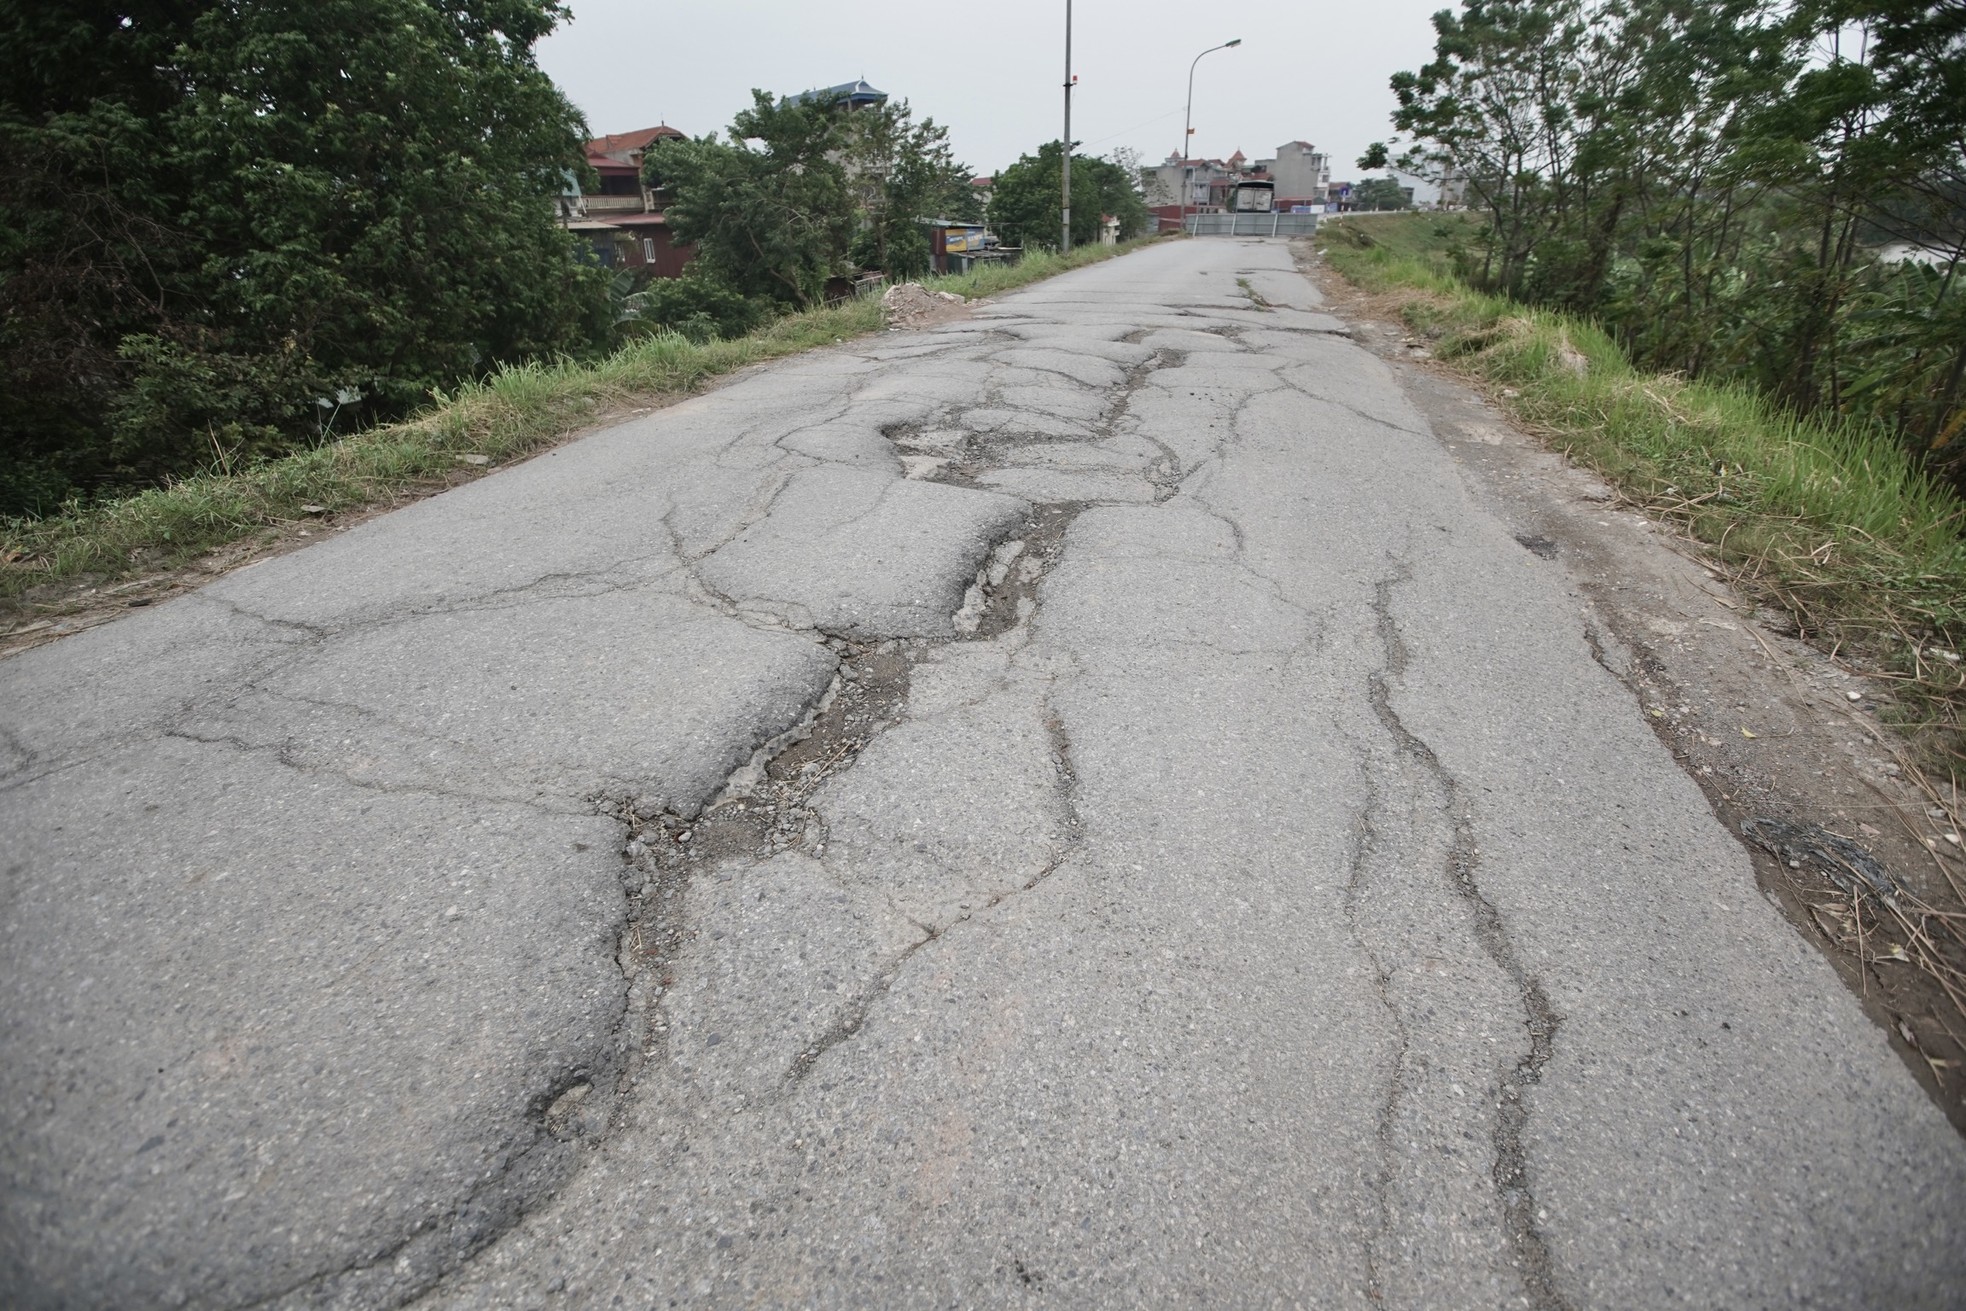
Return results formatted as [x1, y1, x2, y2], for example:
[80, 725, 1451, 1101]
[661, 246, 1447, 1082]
[3, 240, 1963, 1309]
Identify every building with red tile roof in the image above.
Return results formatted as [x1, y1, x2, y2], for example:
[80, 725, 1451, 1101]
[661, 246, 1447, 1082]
[561, 125, 695, 277]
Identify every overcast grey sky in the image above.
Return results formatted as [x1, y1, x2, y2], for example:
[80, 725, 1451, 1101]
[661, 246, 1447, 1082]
[535, 0, 1450, 181]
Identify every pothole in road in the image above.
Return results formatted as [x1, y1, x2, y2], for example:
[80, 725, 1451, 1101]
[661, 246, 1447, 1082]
[585, 344, 1157, 1142]
[885, 342, 1187, 496]
[627, 496, 1086, 876]
[622, 637, 919, 894]
[960, 502, 1084, 641]
[609, 494, 1088, 1007]
[539, 1078, 599, 1142]
[593, 635, 924, 1074]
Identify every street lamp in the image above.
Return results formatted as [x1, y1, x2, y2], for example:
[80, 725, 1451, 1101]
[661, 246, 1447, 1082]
[1179, 38, 1241, 236]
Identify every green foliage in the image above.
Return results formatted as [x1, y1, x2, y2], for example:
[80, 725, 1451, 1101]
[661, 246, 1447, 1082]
[613, 271, 766, 343]
[646, 93, 856, 310]
[1353, 178, 1411, 210]
[108, 333, 332, 478]
[987, 143, 1150, 250]
[842, 100, 977, 279]
[1385, 0, 1966, 485]
[652, 94, 979, 293]
[0, 0, 605, 516]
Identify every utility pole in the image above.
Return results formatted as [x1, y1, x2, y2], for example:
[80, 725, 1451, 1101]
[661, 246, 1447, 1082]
[1061, 0, 1073, 253]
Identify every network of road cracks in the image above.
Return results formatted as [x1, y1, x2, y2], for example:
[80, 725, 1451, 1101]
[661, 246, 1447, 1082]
[2, 239, 1964, 1309]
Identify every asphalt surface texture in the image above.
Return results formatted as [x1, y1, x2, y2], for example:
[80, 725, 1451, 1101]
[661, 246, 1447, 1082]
[4, 239, 1964, 1310]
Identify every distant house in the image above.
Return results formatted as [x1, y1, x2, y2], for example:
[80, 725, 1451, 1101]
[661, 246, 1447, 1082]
[561, 125, 695, 277]
[589, 126, 683, 166]
[1145, 150, 1279, 230]
[786, 79, 889, 112]
[1436, 164, 1469, 209]
[1263, 141, 1331, 211]
[1145, 154, 1222, 221]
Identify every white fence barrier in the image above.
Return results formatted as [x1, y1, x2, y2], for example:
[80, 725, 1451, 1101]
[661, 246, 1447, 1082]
[1185, 212, 1320, 237]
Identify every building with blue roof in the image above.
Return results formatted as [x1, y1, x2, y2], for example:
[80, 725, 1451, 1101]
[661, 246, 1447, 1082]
[786, 79, 889, 111]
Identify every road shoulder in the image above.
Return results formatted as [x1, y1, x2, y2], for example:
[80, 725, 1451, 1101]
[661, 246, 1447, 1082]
[1308, 248, 1966, 1133]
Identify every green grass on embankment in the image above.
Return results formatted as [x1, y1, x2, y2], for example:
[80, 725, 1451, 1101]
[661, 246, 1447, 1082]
[1318, 214, 1966, 762]
[0, 239, 1157, 604]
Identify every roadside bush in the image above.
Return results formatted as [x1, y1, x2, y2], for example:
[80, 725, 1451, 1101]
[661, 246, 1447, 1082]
[108, 333, 339, 480]
[0, 0, 607, 516]
[615, 272, 767, 344]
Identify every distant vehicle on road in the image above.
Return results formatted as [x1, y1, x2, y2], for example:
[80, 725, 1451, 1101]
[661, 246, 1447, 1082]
[1232, 179, 1275, 213]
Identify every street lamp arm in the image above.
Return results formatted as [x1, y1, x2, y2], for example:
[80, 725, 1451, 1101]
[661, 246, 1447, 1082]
[1179, 38, 1242, 235]
[1188, 39, 1239, 87]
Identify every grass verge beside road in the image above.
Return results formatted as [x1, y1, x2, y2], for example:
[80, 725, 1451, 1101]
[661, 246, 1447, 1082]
[1318, 215, 1966, 767]
[0, 241, 1150, 606]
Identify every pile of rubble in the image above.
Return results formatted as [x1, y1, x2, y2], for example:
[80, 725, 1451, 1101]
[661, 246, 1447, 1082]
[880, 282, 967, 330]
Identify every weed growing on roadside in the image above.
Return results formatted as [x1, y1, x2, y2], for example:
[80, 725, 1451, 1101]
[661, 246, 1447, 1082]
[0, 240, 1154, 601]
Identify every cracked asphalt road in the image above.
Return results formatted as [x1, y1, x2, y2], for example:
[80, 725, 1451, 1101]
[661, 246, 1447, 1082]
[5, 239, 1965, 1309]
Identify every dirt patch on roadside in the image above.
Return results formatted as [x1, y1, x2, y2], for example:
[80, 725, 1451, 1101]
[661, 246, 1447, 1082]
[881, 283, 974, 332]
[1303, 242, 1966, 1133]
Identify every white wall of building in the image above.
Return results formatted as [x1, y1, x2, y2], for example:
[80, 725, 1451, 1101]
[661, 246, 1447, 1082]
[1269, 142, 1330, 204]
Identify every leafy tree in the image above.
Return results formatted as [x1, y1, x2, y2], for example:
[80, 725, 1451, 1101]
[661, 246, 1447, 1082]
[612, 270, 764, 343]
[842, 100, 976, 279]
[1353, 178, 1411, 210]
[1390, 0, 1591, 292]
[646, 93, 855, 309]
[1354, 146, 1411, 212]
[986, 145, 1069, 248]
[0, 0, 604, 514]
[1384, 0, 1966, 483]
[987, 143, 1148, 249]
[1737, 0, 1966, 427]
